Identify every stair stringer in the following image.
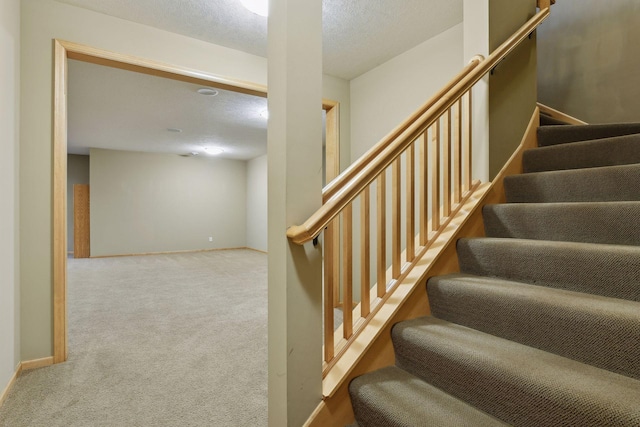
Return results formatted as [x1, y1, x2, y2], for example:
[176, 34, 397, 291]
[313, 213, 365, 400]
[303, 107, 541, 427]
[537, 102, 587, 125]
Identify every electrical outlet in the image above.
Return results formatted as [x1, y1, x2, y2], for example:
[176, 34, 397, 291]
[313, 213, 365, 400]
[208, 236, 213, 242]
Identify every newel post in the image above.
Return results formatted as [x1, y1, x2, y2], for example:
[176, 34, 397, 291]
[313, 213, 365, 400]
[267, 0, 324, 425]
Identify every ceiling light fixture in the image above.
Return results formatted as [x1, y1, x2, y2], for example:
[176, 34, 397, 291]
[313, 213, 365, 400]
[240, 0, 268, 17]
[204, 147, 224, 155]
[167, 128, 182, 133]
[197, 88, 219, 96]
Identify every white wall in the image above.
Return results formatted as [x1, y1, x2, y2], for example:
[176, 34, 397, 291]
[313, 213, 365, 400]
[90, 149, 246, 256]
[246, 155, 267, 252]
[0, 0, 20, 390]
[67, 154, 90, 254]
[350, 23, 464, 159]
[20, 0, 350, 359]
[464, 0, 490, 182]
[538, 0, 640, 123]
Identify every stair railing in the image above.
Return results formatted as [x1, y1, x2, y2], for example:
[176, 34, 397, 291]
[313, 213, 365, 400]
[287, 7, 550, 375]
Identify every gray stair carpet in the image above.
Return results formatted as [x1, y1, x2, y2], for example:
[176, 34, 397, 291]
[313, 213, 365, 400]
[504, 163, 640, 203]
[349, 366, 509, 427]
[483, 202, 640, 245]
[428, 274, 640, 380]
[457, 237, 640, 301]
[348, 119, 640, 426]
[523, 133, 640, 173]
[537, 122, 640, 146]
[392, 317, 640, 427]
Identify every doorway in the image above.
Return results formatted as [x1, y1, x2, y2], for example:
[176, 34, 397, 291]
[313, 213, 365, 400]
[52, 39, 340, 363]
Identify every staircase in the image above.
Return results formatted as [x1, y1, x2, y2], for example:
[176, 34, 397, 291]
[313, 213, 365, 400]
[348, 117, 640, 426]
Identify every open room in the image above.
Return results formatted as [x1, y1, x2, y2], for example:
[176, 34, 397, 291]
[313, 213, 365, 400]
[59, 56, 272, 424]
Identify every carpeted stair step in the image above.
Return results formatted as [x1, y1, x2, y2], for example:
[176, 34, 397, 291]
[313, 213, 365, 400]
[349, 365, 509, 427]
[537, 122, 640, 147]
[504, 163, 640, 203]
[482, 201, 640, 245]
[523, 133, 640, 173]
[392, 317, 640, 426]
[428, 273, 640, 380]
[456, 237, 640, 301]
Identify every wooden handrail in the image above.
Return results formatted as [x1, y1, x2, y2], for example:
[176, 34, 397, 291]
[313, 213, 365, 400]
[287, 8, 550, 245]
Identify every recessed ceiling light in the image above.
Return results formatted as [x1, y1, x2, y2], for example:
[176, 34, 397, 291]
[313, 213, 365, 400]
[240, 0, 268, 17]
[204, 147, 224, 155]
[197, 88, 219, 96]
[167, 128, 182, 133]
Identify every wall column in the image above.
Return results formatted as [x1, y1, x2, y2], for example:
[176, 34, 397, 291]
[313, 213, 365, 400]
[487, 0, 537, 179]
[464, 0, 538, 180]
[0, 0, 21, 388]
[267, 0, 323, 425]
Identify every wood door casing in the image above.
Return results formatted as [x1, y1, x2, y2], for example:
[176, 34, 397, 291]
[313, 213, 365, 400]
[73, 184, 90, 258]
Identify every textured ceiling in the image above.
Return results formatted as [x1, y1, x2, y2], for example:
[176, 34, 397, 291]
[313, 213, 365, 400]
[68, 59, 269, 160]
[63, 0, 463, 159]
[323, 0, 463, 79]
[55, 0, 463, 80]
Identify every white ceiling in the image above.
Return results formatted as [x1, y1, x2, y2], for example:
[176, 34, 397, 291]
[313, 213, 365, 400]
[55, 0, 463, 81]
[61, 0, 463, 160]
[68, 59, 269, 159]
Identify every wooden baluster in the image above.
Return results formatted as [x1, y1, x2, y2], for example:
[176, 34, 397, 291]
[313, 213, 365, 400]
[360, 187, 371, 318]
[392, 159, 401, 279]
[465, 90, 473, 192]
[419, 131, 429, 246]
[442, 109, 451, 217]
[431, 121, 441, 231]
[330, 222, 340, 309]
[376, 174, 387, 297]
[406, 143, 415, 261]
[342, 205, 353, 339]
[323, 220, 335, 363]
[453, 100, 462, 204]
[323, 151, 341, 310]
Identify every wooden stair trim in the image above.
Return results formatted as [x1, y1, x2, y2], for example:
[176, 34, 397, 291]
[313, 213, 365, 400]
[538, 102, 587, 125]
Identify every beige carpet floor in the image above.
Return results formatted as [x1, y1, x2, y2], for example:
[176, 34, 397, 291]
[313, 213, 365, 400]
[0, 249, 267, 427]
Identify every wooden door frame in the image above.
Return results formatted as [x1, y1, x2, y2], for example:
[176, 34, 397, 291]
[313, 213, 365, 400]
[72, 184, 91, 259]
[52, 39, 340, 363]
